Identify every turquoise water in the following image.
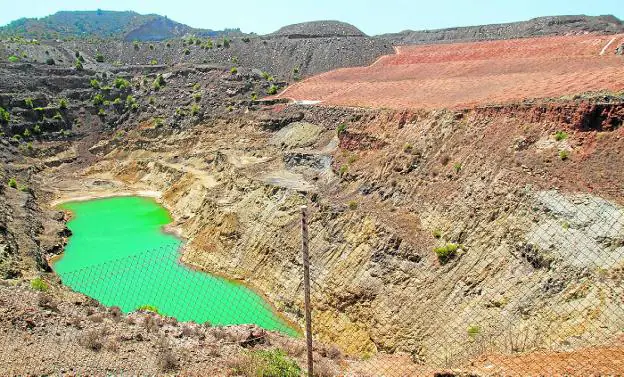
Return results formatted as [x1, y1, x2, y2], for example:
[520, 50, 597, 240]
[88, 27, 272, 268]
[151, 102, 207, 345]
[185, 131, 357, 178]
[54, 196, 297, 336]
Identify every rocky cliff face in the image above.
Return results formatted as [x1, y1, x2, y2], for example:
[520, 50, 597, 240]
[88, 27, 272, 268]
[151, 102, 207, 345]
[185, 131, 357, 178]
[36, 91, 623, 367]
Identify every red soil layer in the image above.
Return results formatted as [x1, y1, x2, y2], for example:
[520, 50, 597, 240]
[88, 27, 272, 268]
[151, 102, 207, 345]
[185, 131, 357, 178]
[279, 34, 624, 109]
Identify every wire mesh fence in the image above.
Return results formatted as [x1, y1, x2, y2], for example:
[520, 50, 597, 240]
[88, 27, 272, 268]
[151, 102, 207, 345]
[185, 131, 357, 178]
[0, 188, 623, 376]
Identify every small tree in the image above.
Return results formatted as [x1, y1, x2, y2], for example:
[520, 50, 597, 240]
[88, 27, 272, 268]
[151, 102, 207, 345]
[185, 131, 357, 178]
[59, 98, 68, 109]
[92, 94, 104, 106]
[95, 52, 104, 62]
[0, 107, 10, 124]
[191, 103, 200, 116]
[152, 74, 165, 91]
[267, 85, 277, 95]
[267, 85, 278, 95]
[113, 77, 131, 90]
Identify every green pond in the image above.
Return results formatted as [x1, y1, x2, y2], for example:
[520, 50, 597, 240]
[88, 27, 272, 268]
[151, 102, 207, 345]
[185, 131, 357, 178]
[54, 196, 298, 336]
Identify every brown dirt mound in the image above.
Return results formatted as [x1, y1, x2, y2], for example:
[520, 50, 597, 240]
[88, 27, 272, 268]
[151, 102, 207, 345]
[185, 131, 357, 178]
[279, 34, 624, 109]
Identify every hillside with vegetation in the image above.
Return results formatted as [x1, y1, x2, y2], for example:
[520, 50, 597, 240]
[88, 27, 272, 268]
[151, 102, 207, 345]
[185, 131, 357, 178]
[0, 10, 241, 41]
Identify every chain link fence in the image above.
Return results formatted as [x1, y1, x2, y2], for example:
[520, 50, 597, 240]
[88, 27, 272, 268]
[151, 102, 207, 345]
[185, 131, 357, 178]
[0, 189, 623, 376]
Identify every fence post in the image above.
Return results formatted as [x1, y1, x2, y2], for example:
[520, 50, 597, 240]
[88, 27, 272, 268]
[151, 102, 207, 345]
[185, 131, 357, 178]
[301, 205, 314, 377]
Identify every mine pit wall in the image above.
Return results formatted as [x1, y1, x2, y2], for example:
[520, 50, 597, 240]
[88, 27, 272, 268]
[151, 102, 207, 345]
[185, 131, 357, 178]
[83, 100, 623, 366]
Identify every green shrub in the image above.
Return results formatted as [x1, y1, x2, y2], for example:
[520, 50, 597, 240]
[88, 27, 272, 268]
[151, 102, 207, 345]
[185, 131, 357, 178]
[90, 79, 100, 89]
[242, 37, 250, 43]
[554, 130, 568, 141]
[31, 277, 49, 292]
[24, 97, 34, 108]
[222, 38, 230, 48]
[95, 52, 104, 62]
[559, 150, 570, 160]
[166, 42, 171, 48]
[8, 55, 19, 62]
[125, 95, 137, 108]
[133, 40, 140, 50]
[92, 94, 105, 106]
[348, 201, 358, 210]
[23, 129, 31, 138]
[432, 230, 442, 239]
[45, 58, 55, 65]
[230, 67, 238, 75]
[149, 97, 155, 105]
[114, 78, 131, 90]
[33, 124, 41, 134]
[336, 123, 347, 135]
[231, 56, 238, 64]
[190, 104, 200, 116]
[8, 178, 17, 189]
[184, 48, 190, 55]
[261, 71, 270, 80]
[154, 117, 164, 128]
[434, 243, 459, 264]
[75, 59, 84, 71]
[98, 108, 106, 116]
[266, 85, 278, 95]
[251, 92, 258, 101]
[232, 350, 300, 377]
[150, 59, 158, 65]
[75, 50, 80, 58]
[12, 134, 21, 142]
[454, 163, 462, 173]
[59, 98, 68, 109]
[152, 74, 165, 91]
[206, 40, 213, 49]
[0, 107, 10, 123]
[137, 304, 159, 314]
[149, 44, 154, 50]
[467, 325, 481, 338]
[113, 97, 122, 105]
[193, 92, 202, 102]
[338, 165, 348, 176]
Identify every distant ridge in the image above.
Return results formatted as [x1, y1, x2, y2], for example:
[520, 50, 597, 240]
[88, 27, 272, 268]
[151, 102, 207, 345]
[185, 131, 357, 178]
[378, 15, 624, 45]
[270, 20, 367, 38]
[0, 10, 242, 41]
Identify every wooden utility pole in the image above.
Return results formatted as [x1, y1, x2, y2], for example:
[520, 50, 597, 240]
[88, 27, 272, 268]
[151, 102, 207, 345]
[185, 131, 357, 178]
[301, 205, 313, 377]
